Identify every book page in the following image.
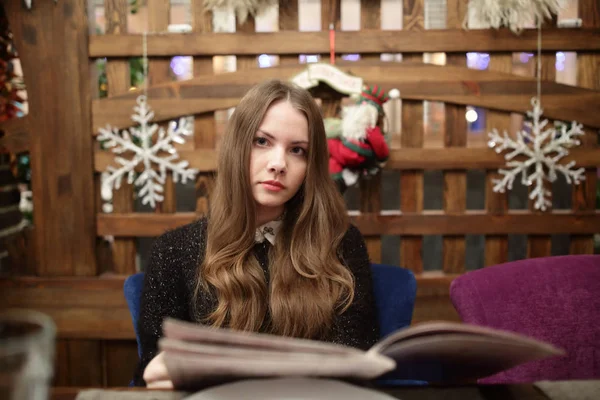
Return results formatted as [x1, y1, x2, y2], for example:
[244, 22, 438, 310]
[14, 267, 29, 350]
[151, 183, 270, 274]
[162, 318, 362, 356]
[368, 322, 564, 383]
[163, 349, 395, 391]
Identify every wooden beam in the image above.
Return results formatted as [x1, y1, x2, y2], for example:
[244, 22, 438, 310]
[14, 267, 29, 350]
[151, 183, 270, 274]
[0, 274, 456, 339]
[91, 64, 600, 130]
[4, 0, 97, 276]
[96, 210, 600, 237]
[94, 147, 600, 172]
[89, 28, 600, 57]
[0, 276, 132, 339]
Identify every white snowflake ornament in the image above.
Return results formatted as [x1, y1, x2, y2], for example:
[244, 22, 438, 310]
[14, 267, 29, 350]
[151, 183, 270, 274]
[98, 95, 198, 209]
[488, 97, 585, 211]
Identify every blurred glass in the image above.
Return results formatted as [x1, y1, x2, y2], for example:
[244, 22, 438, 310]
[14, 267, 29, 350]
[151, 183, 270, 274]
[0, 310, 56, 400]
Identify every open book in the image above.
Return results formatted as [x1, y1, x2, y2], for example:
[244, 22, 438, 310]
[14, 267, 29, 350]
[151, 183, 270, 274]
[158, 318, 564, 390]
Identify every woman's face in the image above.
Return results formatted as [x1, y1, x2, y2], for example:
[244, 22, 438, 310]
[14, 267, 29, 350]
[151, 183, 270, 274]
[249, 100, 309, 224]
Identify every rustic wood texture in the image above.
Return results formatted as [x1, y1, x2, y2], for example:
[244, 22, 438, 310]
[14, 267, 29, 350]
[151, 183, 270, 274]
[89, 28, 600, 57]
[2, 275, 457, 340]
[570, 0, 599, 255]
[192, 1, 217, 216]
[400, 0, 425, 273]
[527, 52, 555, 258]
[278, 0, 299, 66]
[95, 146, 600, 173]
[104, 0, 136, 275]
[148, 0, 176, 214]
[0, 276, 133, 339]
[91, 64, 600, 131]
[104, 341, 139, 386]
[4, 0, 97, 276]
[484, 54, 512, 266]
[0, 115, 30, 154]
[96, 210, 600, 237]
[358, 0, 383, 263]
[442, 0, 467, 275]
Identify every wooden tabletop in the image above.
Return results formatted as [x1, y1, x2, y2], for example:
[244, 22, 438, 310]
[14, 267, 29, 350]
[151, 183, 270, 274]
[51, 384, 554, 400]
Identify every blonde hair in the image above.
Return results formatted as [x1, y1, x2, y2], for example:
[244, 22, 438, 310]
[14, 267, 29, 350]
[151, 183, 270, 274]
[194, 79, 354, 339]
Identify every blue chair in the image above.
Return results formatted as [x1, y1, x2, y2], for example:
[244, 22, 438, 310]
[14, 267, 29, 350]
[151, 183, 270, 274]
[124, 264, 420, 384]
[123, 272, 145, 358]
[370, 263, 416, 338]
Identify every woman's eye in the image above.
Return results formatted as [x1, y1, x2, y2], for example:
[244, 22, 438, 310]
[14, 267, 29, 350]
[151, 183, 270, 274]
[255, 137, 268, 146]
[291, 147, 306, 156]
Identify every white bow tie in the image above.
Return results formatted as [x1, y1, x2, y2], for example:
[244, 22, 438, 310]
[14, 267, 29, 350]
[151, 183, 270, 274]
[254, 219, 282, 245]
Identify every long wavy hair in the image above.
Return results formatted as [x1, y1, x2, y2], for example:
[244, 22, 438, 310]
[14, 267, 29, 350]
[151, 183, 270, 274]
[194, 79, 354, 339]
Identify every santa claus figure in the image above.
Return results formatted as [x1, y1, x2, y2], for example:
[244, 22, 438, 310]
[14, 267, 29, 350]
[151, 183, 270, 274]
[327, 85, 396, 193]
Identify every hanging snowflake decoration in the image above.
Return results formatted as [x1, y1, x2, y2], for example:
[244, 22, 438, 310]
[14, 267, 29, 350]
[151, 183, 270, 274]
[98, 95, 198, 210]
[487, 97, 585, 211]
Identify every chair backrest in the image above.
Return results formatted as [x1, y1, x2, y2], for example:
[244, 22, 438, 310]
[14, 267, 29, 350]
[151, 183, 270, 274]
[450, 255, 600, 383]
[123, 272, 145, 358]
[370, 263, 417, 338]
[124, 264, 417, 355]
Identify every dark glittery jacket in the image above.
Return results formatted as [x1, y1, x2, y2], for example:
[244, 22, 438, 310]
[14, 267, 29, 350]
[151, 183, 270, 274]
[133, 218, 379, 386]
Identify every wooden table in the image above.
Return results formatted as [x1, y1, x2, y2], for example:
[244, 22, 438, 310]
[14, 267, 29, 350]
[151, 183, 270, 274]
[50, 383, 565, 400]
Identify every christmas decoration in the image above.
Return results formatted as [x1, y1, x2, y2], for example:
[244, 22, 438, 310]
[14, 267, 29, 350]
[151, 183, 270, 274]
[0, 8, 25, 123]
[202, 0, 282, 24]
[465, 0, 564, 33]
[486, 18, 585, 211]
[488, 97, 585, 211]
[98, 95, 198, 209]
[326, 85, 398, 193]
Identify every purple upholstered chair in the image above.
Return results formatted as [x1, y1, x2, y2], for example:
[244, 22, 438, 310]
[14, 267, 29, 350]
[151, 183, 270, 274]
[449, 255, 600, 384]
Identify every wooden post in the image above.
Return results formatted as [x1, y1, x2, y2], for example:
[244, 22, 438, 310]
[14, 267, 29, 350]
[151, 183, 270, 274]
[148, 0, 177, 214]
[358, 0, 383, 263]
[104, 0, 136, 275]
[4, 0, 96, 276]
[400, 0, 424, 273]
[279, 0, 299, 66]
[443, 0, 467, 274]
[192, 1, 217, 216]
[484, 55, 511, 266]
[571, 0, 599, 254]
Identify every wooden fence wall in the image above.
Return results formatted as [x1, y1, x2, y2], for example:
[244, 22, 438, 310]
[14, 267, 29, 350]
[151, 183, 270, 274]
[1, 0, 599, 387]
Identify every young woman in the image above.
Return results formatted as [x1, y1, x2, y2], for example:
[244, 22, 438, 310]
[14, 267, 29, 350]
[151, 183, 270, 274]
[134, 80, 379, 387]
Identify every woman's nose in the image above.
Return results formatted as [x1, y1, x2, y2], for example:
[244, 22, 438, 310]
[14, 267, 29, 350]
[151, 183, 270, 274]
[267, 150, 286, 174]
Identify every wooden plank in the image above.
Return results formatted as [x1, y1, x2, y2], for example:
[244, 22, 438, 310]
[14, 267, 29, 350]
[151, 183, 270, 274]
[442, 0, 467, 275]
[571, 0, 600, 255]
[104, 340, 139, 386]
[400, 0, 425, 273]
[91, 64, 600, 130]
[484, 54, 511, 266]
[192, 2, 216, 216]
[104, 0, 136, 275]
[0, 276, 133, 339]
[95, 146, 600, 173]
[53, 340, 70, 386]
[1, 274, 454, 340]
[89, 29, 600, 57]
[236, 15, 257, 70]
[412, 273, 460, 323]
[65, 340, 104, 386]
[527, 52, 555, 258]
[95, 210, 600, 237]
[359, 0, 383, 263]
[278, 0, 299, 66]
[4, 0, 97, 276]
[148, 0, 176, 214]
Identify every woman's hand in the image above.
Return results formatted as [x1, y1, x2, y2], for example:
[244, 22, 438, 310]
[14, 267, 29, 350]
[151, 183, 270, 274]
[143, 351, 174, 389]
